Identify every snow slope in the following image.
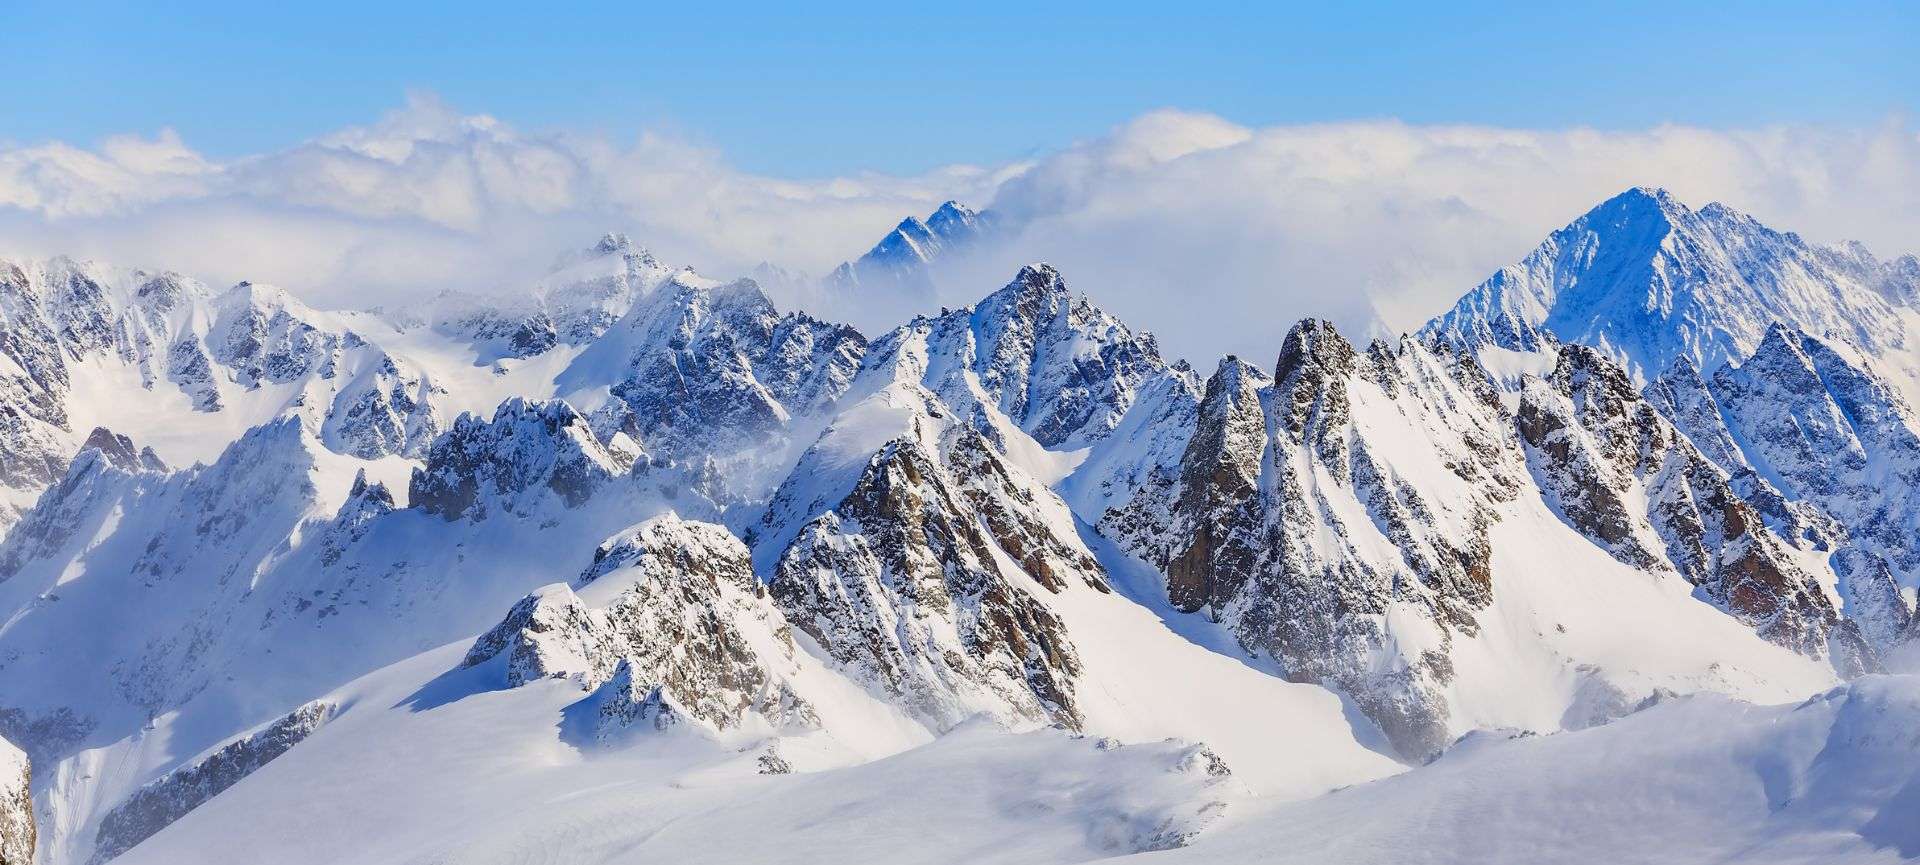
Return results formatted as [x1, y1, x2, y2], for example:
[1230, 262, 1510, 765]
[1129, 675, 1920, 865]
[3, 191, 1918, 865]
[1424, 187, 1920, 392]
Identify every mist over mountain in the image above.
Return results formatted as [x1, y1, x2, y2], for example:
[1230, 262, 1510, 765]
[2, 187, 1919, 865]
[5, 99, 1918, 366]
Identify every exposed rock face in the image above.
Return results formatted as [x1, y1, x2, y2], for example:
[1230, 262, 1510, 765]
[858, 264, 1171, 450]
[203, 282, 445, 460]
[1107, 321, 1520, 760]
[1161, 357, 1269, 616]
[316, 469, 396, 567]
[464, 515, 815, 737]
[1832, 549, 1916, 657]
[1107, 317, 1891, 759]
[1641, 324, 1920, 660]
[0, 258, 447, 538]
[558, 274, 865, 478]
[0, 260, 172, 530]
[1707, 327, 1920, 577]
[409, 399, 642, 521]
[1644, 355, 1837, 548]
[90, 702, 333, 864]
[0, 736, 29, 865]
[1520, 345, 1862, 667]
[78, 428, 166, 473]
[1058, 359, 1202, 526]
[769, 427, 1097, 732]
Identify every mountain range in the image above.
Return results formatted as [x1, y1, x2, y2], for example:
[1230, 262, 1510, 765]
[1, 187, 1916, 865]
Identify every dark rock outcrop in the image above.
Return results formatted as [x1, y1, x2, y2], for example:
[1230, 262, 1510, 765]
[410, 399, 641, 521]
[770, 432, 1094, 732]
[91, 702, 334, 864]
[464, 515, 815, 737]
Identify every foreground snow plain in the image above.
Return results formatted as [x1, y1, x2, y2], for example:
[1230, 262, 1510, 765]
[117, 641, 1920, 864]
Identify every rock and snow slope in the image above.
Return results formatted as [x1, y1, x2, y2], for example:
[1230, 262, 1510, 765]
[0, 736, 28, 865]
[1089, 322, 1843, 759]
[0, 234, 834, 539]
[0, 259, 443, 534]
[1424, 186, 1920, 390]
[3, 189, 1918, 864]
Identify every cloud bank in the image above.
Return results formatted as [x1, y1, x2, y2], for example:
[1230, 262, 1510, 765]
[3, 94, 1916, 364]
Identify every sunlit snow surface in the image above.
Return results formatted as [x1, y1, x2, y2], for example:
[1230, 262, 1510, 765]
[5, 192, 1920, 865]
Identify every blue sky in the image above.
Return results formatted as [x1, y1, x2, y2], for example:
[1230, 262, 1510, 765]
[4, 1, 1914, 176]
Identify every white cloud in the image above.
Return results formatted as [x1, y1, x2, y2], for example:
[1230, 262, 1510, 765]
[958, 110, 1920, 364]
[1, 96, 1915, 366]
[0, 93, 1002, 311]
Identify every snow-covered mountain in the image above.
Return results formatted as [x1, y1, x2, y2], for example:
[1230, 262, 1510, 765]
[0, 259, 448, 535]
[1090, 321, 1848, 759]
[413, 232, 678, 362]
[4, 189, 1920, 864]
[1424, 186, 1920, 391]
[825, 201, 997, 299]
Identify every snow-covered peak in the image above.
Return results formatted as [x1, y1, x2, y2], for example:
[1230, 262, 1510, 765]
[855, 263, 1172, 451]
[925, 199, 988, 237]
[1422, 187, 1920, 392]
[213, 279, 310, 317]
[532, 233, 676, 344]
[825, 200, 999, 298]
[553, 271, 865, 495]
[409, 397, 640, 521]
[593, 232, 637, 257]
[78, 427, 167, 474]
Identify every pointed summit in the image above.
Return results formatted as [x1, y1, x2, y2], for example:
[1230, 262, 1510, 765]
[826, 201, 1000, 299]
[998, 262, 1069, 300]
[593, 232, 633, 255]
[926, 200, 990, 238]
[1423, 187, 1920, 390]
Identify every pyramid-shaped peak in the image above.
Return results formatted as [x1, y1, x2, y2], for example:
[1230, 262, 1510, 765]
[1275, 318, 1357, 383]
[932, 200, 974, 217]
[594, 232, 635, 254]
[1759, 321, 1810, 349]
[1208, 354, 1270, 389]
[983, 263, 1071, 308]
[1010, 262, 1065, 290]
[1731, 323, 1824, 384]
[1659, 352, 1706, 382]
[928, 200, 979, 226]
[1581, 186, 1692, 227]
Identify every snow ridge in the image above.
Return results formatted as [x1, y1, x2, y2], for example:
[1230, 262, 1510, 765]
[1, 193, 1917, 864]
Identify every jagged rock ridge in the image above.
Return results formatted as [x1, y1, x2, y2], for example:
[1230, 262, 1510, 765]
[464, 515, 816, 738]
[90, 702, 333, 864]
